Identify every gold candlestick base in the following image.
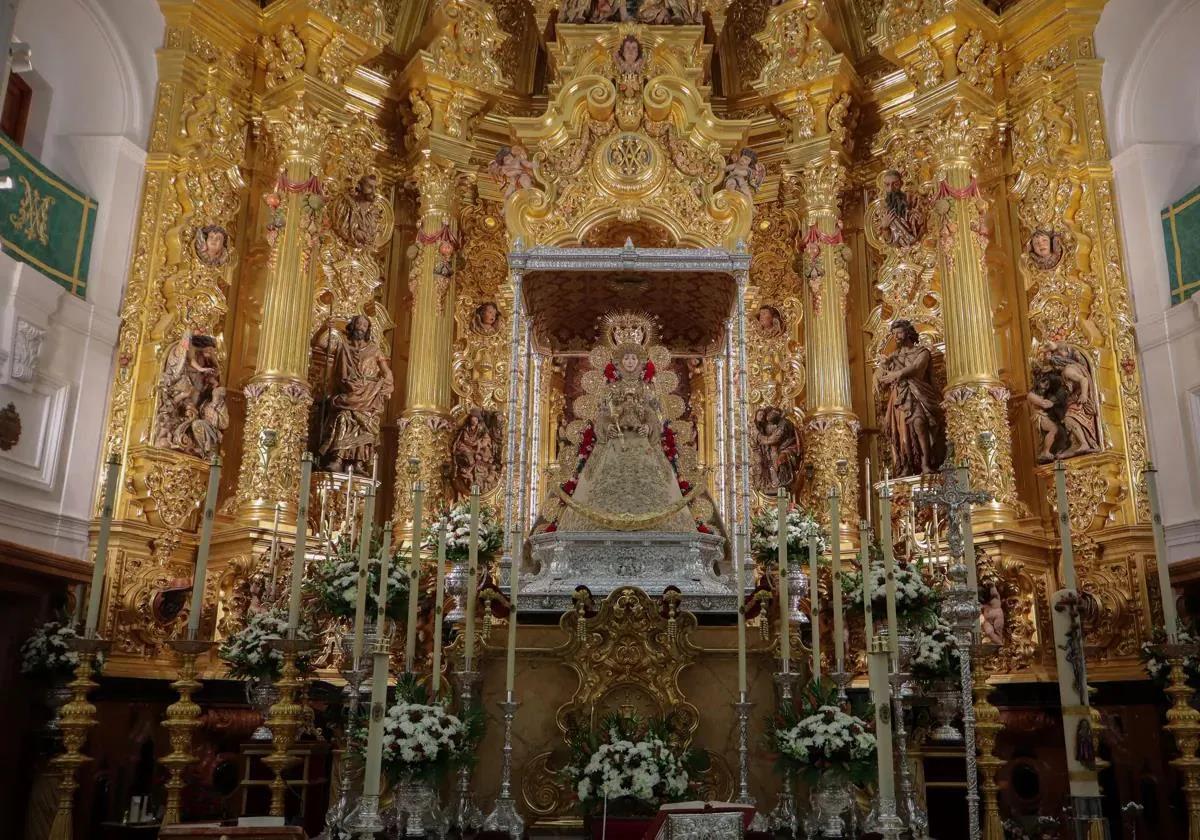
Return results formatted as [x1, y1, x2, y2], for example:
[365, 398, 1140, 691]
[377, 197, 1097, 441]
[1164, 650, 1200, 840]
[263, 638, 314, 819]
[161, 639, 214, 826]
[48, 637, 110, 840]
[972, 643, 1003, 840]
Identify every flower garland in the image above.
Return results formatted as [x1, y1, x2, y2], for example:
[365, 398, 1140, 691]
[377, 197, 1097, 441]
[307, 538, 410, 623]
[767, 682, 875, 784]
[20, 620, 103, 681]
[379, 673, 483, 784]
[750, 505, 827, 565]
[218, 608, 315, 682]
[911, 619, 961, 685]
[842, 559, 940, 629]
[423, 502, 504, 562]
[563, 713, 700, 817]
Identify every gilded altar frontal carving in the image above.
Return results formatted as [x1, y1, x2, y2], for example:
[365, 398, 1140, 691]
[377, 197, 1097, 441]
[48, 1, 1189, 837]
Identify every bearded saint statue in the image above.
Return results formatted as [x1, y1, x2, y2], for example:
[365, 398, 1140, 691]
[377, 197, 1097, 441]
[314, 315, 394, 473]
[557, 342, 695, 533]
[877, 320, 946, 476]
[330, 174, 389, 249]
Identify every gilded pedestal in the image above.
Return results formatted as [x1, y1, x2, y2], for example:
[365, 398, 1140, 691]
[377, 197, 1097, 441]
[262, 638, 314, 818]
[47, 638, 110, 840]
[972, 643, 1003, 840]
[161, 639, 213, 826]
[1165, 652, 1200, 840]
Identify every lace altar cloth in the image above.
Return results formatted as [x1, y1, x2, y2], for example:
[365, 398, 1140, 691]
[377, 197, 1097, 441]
[522, 529, 737, 613]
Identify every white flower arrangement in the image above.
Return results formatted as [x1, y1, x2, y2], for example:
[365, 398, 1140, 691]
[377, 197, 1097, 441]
[218, 608, 313, 681]
[843, 561, 940, 627]
[308, 540, 409, 623]
[751, 506, 827, 565]
[769, 693, 876, 784]
[911, 619, 961, 684]
[423, 503, 504, 562]
[380, 674, 482, 783]
[1140, 625, 1200, 686]
[20, 620, 101, 681]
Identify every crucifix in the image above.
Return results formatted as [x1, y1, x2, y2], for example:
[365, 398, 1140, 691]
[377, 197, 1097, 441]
[913, 447, 993, 840]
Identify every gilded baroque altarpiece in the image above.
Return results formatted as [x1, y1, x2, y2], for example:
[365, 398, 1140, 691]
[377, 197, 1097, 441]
[88, 0, 1158, 702]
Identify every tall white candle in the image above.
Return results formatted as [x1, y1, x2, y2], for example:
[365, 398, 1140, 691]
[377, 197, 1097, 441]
[777, 488, 790, 674]
[286, 453, 314, 637]
[362, 612, 391, 805]
[404, 481, 425, 672]
[187, 456, 222, 638]
[71, 583, 84, 631]
[351, 482, 377, 669]
[958, 465, 979, 598]
[431, 521, 448, 694]
[859, 519, 873, 649]
[374, 523, 392, 636]
[808, 527, 820, 681]
[830, 486, 844, 674]
[1145, 465, 1179, 642]
[864, 457, 872, 530]
[85, 454, 121, 638]
[879, 474, 899, 670]
[868, 636, 896, 802]
[505, 551, 521, 695]
[464, 486, 480, 670]
[266, 502, 283, 602]
[1054, 462, 1077, 592]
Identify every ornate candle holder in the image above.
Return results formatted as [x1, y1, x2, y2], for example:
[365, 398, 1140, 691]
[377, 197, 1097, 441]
[263, 637, 315, 819]
[889, 670, 930, 840]
[452, 669, 484, 832]
[322, 632, 377, 837]
[1163, 647, 1200, 839]
[483, 691, 525, 838]
[767, 672, 799, 836]
[48, 636, 110, 840]
[161, 638, 213, 826]
[831, 668, 853, 708]
[971, 643, 1004, 840]
[734, 691, 768, 831]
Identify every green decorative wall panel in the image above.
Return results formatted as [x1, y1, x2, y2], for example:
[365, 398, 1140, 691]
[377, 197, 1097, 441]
[1163, 185, 1200, 306]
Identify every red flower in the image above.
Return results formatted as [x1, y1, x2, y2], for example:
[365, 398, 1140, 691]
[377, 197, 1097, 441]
[643, 360, 656, 381]
[545, 522, 557, 532]
[604, 362, 617, 381]
[697, 523, 711, 534]
[562, 480, 577, 496]
[678, 480, 691, 494]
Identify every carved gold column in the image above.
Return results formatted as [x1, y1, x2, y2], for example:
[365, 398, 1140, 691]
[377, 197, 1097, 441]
[393, 156, 458, 522]
[924, 103, 1019, 517]
[800, 156, 860, 526]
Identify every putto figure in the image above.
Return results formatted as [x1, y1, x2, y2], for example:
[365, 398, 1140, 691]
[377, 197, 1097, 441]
[472, 301, 503, 335]
[488, 144, 535, 198]
[1027, 228, 1064, 271]
[193, 224, 230, 267]
[1029, 341, 1101, 463]
[876, 319, 946, 476]
[614, 34, 646, 75]
[155, 333, 226, 459]
[874, 169, 927, 248]
[755, 305, 785, 338]
[313, 315, 394, 473]
[724, 148, 765, 198]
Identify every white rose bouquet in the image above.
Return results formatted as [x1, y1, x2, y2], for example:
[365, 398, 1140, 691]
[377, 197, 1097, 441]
[20, 620, 103, 681]
[1140, 624, 1200, 687]
[751, 505, 827, 566]
[380, 673, 483, 784]
[768, 683, 876, 784]
[843, 556, 940, 628]
[564, 713, 700, 817]
[218, 608, 314, 681]
[422, 502, 504, 562]
[307, 537, 410, 623]
[911, 619, 962, 685]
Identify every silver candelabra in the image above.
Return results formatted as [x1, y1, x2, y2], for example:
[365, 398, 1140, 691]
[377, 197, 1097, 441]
[483, 691, 525, 838]
[768, 672, 799, 836]
[452, 669, 484, 832]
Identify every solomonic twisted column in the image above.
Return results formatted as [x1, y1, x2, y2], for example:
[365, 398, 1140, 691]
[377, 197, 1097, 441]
[925, 103, 1018, 519]
[800, 155, 860, 527]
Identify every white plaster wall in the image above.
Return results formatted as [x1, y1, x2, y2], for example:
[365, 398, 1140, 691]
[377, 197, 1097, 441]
[0, 0, 161, 558]
[1098, 0, 1200, 562]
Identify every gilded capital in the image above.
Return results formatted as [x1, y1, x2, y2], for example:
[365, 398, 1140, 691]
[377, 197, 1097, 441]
[261, 99, 335, 172]
[925, 101, 994, 174]
[753, 0, 835, 96]
[800, 157, 848, 220]
[412, 156, 458, 224]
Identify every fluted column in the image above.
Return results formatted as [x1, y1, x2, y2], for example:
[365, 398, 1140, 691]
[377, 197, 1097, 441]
[394, 157, 459, 523]
[925, 103, 1018, 516]
[800, 156, 860, 525]
[235, 102, 330, 518]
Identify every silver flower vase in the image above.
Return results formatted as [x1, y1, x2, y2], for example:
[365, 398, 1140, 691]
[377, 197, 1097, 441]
[929, 682, 963, 745]
[810, 771, 853, 838]
[896, 629, 918, 699]
[393, 779, 446, 838]
[246, 678, 279, 742]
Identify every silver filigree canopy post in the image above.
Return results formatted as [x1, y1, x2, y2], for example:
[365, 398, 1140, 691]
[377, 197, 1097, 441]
[913, 455, 992, 840]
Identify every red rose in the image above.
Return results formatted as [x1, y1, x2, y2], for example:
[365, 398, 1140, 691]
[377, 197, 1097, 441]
[678, 480, 691, 493]
[562, 480, 577, 496]
[546, 522, 557, 532]
[604, 362, 617, 381]
[698, 523, 711, 534]
[643, 360, 656, 381]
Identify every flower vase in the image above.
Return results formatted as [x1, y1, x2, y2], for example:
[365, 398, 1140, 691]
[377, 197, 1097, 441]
[929, 683, 962, 744]
[810, 771, 853, 838]
[393, 779, 445, 838]
[246, 679, 279, 742]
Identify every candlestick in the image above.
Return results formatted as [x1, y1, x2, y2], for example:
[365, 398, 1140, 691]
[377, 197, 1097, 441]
[809, 526, 820, 682]
[830, 486, 844, 675]
[344, 465, 355, 540]
[85, 454, 121, 638]
[186, 456, 222, 638]
[351, 483, 377, 669]
[286, 454, 314, 637]
[879, 473, 899, 670]
[1054, 462, 1077, 592]
[358, 633, 390, 829]
[777, 488, 790, 674]
[161, 638, 213, 826]
[1145, 464, 1179, 642]
[736, 521, 749, 696]
[71, 583, 84, 631]
[860, 519, 873, 649]
[959, 465, 979, 600]
[375, 523, 392, 637]
[868, 636, 899, 826]
[504, 539, 520, 696]
[266, 501, 282, 602]
[432, 521, 448, 695]
[864, 457, 872, 530]
[405, 471, 424, 673]
[464, 486, 480, 670]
